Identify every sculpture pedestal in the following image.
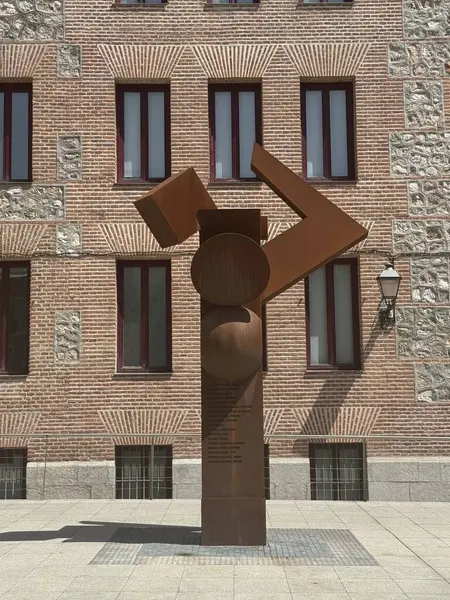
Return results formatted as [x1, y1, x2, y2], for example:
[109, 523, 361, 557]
[201, 498, 266, 546]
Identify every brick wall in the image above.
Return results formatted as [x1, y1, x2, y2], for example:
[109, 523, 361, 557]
[0, 0, 449, 465]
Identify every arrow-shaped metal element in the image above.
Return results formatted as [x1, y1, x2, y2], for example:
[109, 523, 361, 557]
[251, 144, 368, 303]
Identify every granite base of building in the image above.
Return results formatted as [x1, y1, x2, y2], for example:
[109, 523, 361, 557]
[26, 461, 116, 500]
[368, 458, 450, 501]
[24, 457, 450, 501]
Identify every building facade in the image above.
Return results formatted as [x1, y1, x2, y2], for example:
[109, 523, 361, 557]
[0, 0, 450, 502]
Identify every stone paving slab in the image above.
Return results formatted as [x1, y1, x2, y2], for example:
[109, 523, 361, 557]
[0, 500, 449, 598]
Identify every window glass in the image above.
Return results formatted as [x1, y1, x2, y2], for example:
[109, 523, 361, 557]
[148, 92, 165, 179]
[11, 93, 29, 181]
[123, 92, 141, 178]
[215, 92, 232, 179]
[330, 90, 348, 177]
[238, 91, 256, 178]
[333, 263, 354, 365]
[123, 266, 141, 366]
[305, 90, 323, 178]
[0, 93, 3, 180]
[148, 266, 167, 368]
[7, 267, 29, 375]
[308, 266, 328, 364]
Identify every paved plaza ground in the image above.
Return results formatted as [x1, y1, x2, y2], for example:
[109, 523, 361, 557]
[0, 500, 449, 599]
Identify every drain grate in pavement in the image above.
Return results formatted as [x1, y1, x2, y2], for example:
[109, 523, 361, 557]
[91, 527, 378, 566]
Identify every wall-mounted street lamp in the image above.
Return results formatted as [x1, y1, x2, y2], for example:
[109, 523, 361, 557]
[377, 263, 401, 329]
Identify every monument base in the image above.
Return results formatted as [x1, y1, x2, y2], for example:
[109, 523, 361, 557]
[201, 497, 266, 546]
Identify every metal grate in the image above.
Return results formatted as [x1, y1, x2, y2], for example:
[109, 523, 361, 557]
[115, 445, 172, 500]
[310, 443, 366, 501]
[0, 448, 27, 499]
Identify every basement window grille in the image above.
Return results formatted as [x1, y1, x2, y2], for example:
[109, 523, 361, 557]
[310, 443, 366, 501]
[115, 445, 173, 499]
[0, 449, 27, 500]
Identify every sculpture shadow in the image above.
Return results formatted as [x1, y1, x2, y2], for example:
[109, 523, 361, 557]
[0, 521, 201, 545]
[298, 315, 382, 442]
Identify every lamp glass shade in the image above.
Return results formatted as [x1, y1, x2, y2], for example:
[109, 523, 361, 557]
[378, 265, 401, 301]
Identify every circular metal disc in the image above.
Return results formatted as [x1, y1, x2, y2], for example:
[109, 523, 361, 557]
[191, 233, 270, 306]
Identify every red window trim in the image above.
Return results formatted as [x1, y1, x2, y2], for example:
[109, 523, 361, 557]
[117, 260, 172, 373]
[0, 84, 32, 183]
[116, 84, 171, 184]
[305, 258, 361, 370]
[209, 83, 262, 182]
[0, 262, 30, 376]
[301, 82, 355, 182]
[309, 443, 364, 501]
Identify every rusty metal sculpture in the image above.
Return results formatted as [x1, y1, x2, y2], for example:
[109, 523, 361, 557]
[134, 144, 368, 546]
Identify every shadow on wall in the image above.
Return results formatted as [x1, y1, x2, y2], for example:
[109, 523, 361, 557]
[298, 315, 382, 440]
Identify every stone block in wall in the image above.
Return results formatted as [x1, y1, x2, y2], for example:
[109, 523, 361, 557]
[368, 481, 411, 501]
[404, 81, 444, 129]
[410, 482, 450, 501]
[56, 223, 82, 255]
[389, 41, 450, 78]
[173, 460, 201, 499]
[54, 310, 81, 363]
[0, 185, 65, 220]
[411, 257, 449, 303]
[58, 45, 82, 77]
[368, 461, 419, 482]
[397, 307, 450, 359]
[0, 0, 63, 41]
[404, 0, 450, 39]
[390, 132, 450, 178]
[415, 363, 450, 402]
[270, 460, 310, 500]
[441, 462, 450, 481]
[409, 181, 450, 216]
[57, 136, 82, 181]
[393, 220, 450, 254]
[27, 462, 114, 500]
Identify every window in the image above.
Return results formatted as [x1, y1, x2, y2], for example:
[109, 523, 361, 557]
[305, 258, 360, 369]
[262, 303, 268, 372]
[264, 443, 270, 499]
[310, 443, 365, 501]
[301, 82, 355, 181]
[0, 84, 32, 182]
[117, 261, 171, 373]
[209, 84, 262, 181]
[115, 445, 172, 499]
[0, 263, 30, 376]
[116, 85, 170, 183]
[0, 449, 27, 499]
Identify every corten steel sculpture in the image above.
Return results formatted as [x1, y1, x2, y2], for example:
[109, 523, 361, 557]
[134, 144, 368, 546]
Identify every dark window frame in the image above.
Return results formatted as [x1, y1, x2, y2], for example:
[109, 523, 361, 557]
[117, 260, 172, 373]
[0, 448, 27, 499]
[0, 262, 30, 376]
[262, 303, 268, 372]
[305, 257, 361, 371]
[0, 83, 32, 183]
[209, 83, 262, 182]
[301, 81, 355, 182]
[115, 445, 173, 500]
[310, 443, 365, 501]
[116, 84, 171, 184]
